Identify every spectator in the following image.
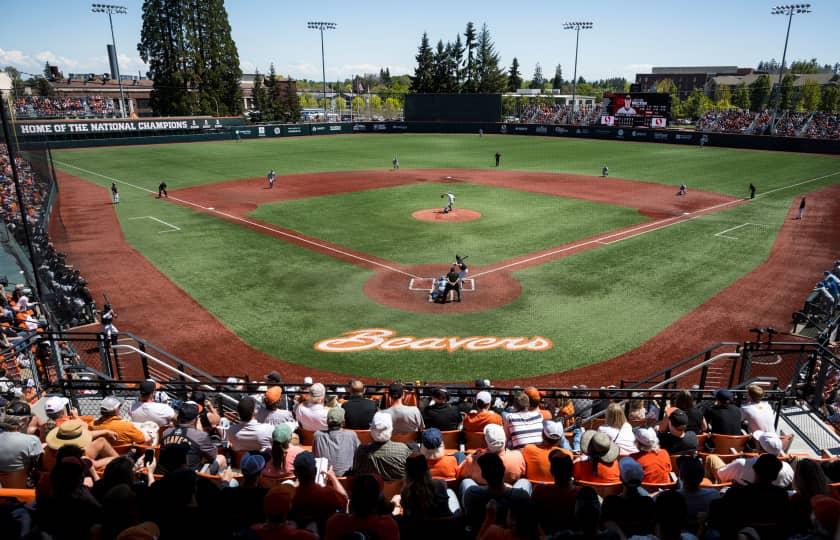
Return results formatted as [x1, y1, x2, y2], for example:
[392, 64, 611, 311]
[36, 454, 103, 540]
[503, 391, 544, 449]
[570, 385, 594, 419]
[601, 458, 656, 537]
[159, 401, 225, 473]
[313, 406, 359, 476]
[262, 424, 302, 480]
[419, 427, 459, 478]
[295, 382, 329, 432]
[458, 424, 527, 487]
[706, 431, 793, 487]
[0, 401, 42, 475]
[289, 451, 349, 535]
[129, 380, 176, 427]
[572, 430, 621, 483]
[341, 380, 378, 430]
[657, 409, 698, 455]
[352, 411, 412, 481]
[463, 390, 503, 432]
[790, 457, 831, 533]
[667, 390, 707, 434]
[251, 484, 318, 539]
[521, 420, 574, 483]
[676, 455, 720, 533]
[810, 495, 840, 538]
[523, 386, 550, 420]
[552, 486, 620, 540]
[477, 496, 541, 540]
[423, 387, 461, 431]
[598, 403, 638, 455]
[324, 474, 399, 540]
[226, 396, 275, 452]
[400, 453, 457, 521]
[218, 453, 269, 534]
[630, 427, 672, 484]
[531, 452, 578, 535]
[383, 382, 424, 434]
[189, 390, 221, 434]
[740, 384, 776, 434]
[45, 419, 119, 469]
[703, 389, 742, 436]
[653, 490, 692, 540]
[461, 451, 531, 534]
[92, 396, 149, 446]
[256, 386, 298, 428]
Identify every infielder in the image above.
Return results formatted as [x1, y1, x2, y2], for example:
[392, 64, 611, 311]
[392, 157, 400, 170]
[267, 169, 276, 189]
[602, 165, 609, 178]
[441, 191, 455, 213]
[111, 182, 119, 204]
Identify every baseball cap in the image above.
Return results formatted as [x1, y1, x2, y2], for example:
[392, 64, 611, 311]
[634, 427, 659, 449]
[272, 423, 292, 444]
[543, 420, 564, 441]
[138, 380, 156, 394]
[753, 430, 783, 456]
[309, 383, 325, 399]
[476, 391, 492, 406]
[7, 401, 31, 416]
[524, 386, 542, 404]
[100, 396, 123, 414]
[715, 389, 734, 402]
[327, 407, 345, 426]
[370, 411, 393, 441]
[619, 457, 644, 486]
[669, 409, 689, 427]
[431, 387, 449, 400]
[178, 401, 199, 422]
[264, 386, 283, 405]
[484, 424, 506, 452]
[421, 428, 443, 449]
[265, 371, 282, 383]
[44, 395, 69, 414]
[240, 453, 266, 476]
[303, 376, 313, 385]
[388, 382, 404, 397]
[293, 451, 316, 473]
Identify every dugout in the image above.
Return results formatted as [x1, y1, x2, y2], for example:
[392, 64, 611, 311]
[404, 93, 501, 122]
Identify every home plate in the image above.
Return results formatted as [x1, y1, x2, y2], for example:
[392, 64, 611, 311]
[208, 207, 215, 210]
[683, 212, 690, 215]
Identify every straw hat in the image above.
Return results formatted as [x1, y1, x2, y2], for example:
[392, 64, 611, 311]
[46, 419, 92, 450]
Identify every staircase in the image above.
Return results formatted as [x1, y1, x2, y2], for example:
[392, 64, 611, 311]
[778, 404, 840, 455]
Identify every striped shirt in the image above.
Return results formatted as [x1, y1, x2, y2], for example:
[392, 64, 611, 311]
[504, 410, 544, 449]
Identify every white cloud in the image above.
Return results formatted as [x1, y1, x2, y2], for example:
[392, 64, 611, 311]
[34, 51, 81, 71]
[0, 48, 37, 69]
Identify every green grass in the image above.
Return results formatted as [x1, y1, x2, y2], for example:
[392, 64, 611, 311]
[250, 181, 646, 265]
[52, 135, 840, 380]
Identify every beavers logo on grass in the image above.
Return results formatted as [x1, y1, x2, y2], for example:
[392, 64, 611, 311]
[315, 328, 552, 353]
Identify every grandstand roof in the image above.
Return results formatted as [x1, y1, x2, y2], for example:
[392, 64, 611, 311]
[711, 72, 838, 87]
[652, 66, 741, 75]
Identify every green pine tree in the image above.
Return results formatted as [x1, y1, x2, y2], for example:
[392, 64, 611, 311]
[507, 57, 522, 92]
[252, 69, 266, 114]
[410, 32, 434, 92]
[475, 24, 506, 93]
[552, 64, 563, 89]
[462, 22, 478, 92]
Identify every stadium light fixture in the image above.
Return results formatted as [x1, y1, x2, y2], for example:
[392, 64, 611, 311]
[768, 4, 811, 133]
[563, 21, 594, 119]
[91, 3, 128, 118]
[307, 21, 337, 120]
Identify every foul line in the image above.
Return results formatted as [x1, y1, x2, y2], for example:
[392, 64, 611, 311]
[54, 160, 421, 279]
[128, 216, 181, 233]
[714, 222, 752, 240]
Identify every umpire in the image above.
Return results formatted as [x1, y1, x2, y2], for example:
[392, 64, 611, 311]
[444, 265, 462, 303]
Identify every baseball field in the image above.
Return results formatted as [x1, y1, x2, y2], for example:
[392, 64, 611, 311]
[49, 134, 840, 384]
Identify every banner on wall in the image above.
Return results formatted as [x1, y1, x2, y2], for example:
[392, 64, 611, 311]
[15, 117, 237, 136]
[600, 115, 615, 126]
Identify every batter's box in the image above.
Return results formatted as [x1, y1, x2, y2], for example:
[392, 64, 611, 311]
[409, 277, 475, 292]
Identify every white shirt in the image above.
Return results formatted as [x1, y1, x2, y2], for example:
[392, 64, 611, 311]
[226, 419, 275, 451]
[295, 401, 328, 432]
[598, 423, 638, 455]
[617, 105, 637, 115]
[256, 407, 298, 430]
[130, 401, 176, 427]
[446, 193, 455, 204]
[715, 456, 794, 487]
[741, 402, 776, 434]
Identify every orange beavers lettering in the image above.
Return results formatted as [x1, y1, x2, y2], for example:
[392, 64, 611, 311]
[314, 328, 553, 353]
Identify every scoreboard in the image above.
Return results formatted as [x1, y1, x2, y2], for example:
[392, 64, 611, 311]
[601, 92, 671, 128]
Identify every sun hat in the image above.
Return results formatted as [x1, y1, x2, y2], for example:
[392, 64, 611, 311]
[46, 419, 92, 450]
[580, 430, 620, 464]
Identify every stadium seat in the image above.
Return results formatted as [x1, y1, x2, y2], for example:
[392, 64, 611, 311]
[641, 480, 678, 492]
[299, 429, 316, 446]
[464, 431, 487, 451]
[391, 431, 419, 444]
[695, 433, 709, 451]
[349, 429, 374, 444]
[0, 470, 29, 489]
[439, 430, 461, 452]
[710, 434, 750, 454]
[574, 480, 623, 498]
[699, 452, 759, 464]
[383, 479, 404, 501]
[0, 488, 36, 504]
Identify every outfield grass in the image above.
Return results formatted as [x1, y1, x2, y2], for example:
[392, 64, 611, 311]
[250, 181, 647, 265]
[52, 135, 840, 380]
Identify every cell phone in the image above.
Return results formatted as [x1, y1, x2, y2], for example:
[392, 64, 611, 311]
[143, 449, 155, 466]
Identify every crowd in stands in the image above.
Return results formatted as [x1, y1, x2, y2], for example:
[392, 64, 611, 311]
[4, 375, 840, 539]
[695, 110, 756, 134]
[804, 113, 840, 140]
[513, 104, 599, 125]
[774, 112, 811, 137]
[13, 96, 116, 119]
[696, 109, 840, 139]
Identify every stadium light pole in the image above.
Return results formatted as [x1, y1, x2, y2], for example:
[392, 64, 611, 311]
[563, 21, 593, 122]
[307, 21, 337, 121]
[91, 3, 128, 118]
[769, 4, 811, 132]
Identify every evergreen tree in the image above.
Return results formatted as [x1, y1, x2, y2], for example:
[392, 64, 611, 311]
[35, 77, 54, 97]
[733, 83, 750, 109]
[531, 63, 545, 88]
[450, 34, 465, 89]
[507, 57, 522, 92]
[552, 64, 563, 89]
[462, 22, 478, 92]
[749, 74, 771, 111]
[252, 69, 266, 113]
[3, 67, 26, 96]
[284, 83, 301, 122]
[475, 23, 506, 93]
[410, 32, 434, 92]
[266, 63, 282, 121]
[431, 40, 450, 92]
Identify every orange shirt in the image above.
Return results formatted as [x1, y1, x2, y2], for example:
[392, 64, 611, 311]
[458, 449, 526, 485]
[91, 415, 147, 445]
[632, 449, 672, 484]
[462, 410, 503, 432]
[522, 444, 573, 483]
[427, 455, 459, 479]
[572, 458, 621, 484]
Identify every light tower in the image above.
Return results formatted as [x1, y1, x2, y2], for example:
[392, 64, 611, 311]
[563, 21, 593, 121]
[307, 21, 337, 120]
[769, 4, 811, 132]
[91, 4, 128, 118]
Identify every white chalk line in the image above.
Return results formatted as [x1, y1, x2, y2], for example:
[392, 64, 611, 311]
[473, 169, 840, 278]
[128, 216, 181, 233]
[409, 277, 475, 292]
[54, 160, 421, 279]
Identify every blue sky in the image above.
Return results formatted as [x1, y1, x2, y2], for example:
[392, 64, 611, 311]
[1, 0, 837, 82]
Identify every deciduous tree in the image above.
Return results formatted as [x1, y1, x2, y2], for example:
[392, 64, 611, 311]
[733, 83, 750, 109]
[749, 75, 771, 111]
[800, 79, 822, 111]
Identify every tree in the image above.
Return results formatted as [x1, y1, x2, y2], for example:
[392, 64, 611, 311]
[789, 58, 820, 74]
[263, 64, 280, 121]
[733, 83, 750, 109]
[552, 64, 563, 89]
[3, 66, 26, 96]
[656, 79, 682, 118]
[410, 32, 434, 92]
[299, 93, 318, 109]
[507, 57, 522, 92]
[531, 63, 545, 89]
[475, 23, 507, 93]
[778, 74, 795, 110]
[431, 40, 453, 92]
[714, 83, 732, 109]
[462, 22, 478, 92]
[450, 34, 464, 89]
[749, 75, 771, 111]
[384, 97, 401, 119]
[682, 88, 713, 119]
[800, 79, 822, 111]
[821, 85, 839, 113]
[351, 96, 365, 115]
[252, 69, 266, 112]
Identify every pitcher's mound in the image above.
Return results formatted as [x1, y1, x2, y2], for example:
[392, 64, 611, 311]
[412, 208, 482, 222]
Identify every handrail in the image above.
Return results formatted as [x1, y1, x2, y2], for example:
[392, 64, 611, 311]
[648, 353, 741, 390]
[628, 342, 740, 387]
